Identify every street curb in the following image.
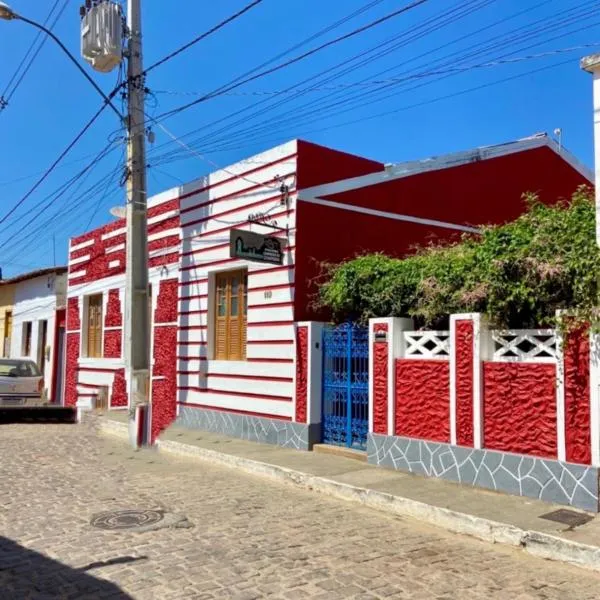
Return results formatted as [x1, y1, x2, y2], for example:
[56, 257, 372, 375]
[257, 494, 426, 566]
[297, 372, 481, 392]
[98, 419, 600, 572]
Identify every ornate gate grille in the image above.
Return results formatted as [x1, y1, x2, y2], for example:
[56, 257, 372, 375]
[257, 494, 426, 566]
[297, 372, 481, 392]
[321, 323, 369, 450]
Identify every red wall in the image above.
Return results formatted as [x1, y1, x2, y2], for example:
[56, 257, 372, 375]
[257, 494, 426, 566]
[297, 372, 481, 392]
[150, 278, 179, 442]
[65, 334, 79, 407]
[372, 323, 389, 435]
[295, 145, 588, 321]
[455, 320, 474, 447]
[69, 200, 178, 286]
[295, 326, 308, 424]
[564, 325, 591, 465]
[104, 289, 122, 327]
[295, 141, 384, 321]
[110, 369, 128, 407]
[395, 359, 450, 443]
[483, 362, 557, 459]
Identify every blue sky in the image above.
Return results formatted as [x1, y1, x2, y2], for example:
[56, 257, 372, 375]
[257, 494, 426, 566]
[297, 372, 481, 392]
[0, 0, 598, 276]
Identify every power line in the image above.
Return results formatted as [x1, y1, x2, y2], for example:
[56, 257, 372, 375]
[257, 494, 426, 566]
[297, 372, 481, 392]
[155, 0, 431, 122]
[84, 146, 126, 231]
[0, 0, 66, 111]
[148, 0, 502, 162]
[199, 57, 579, 158]
[1, 151, 123, 265]
[145, 0, 424, 159]
[155, 0, 597, 163]
[152, 43, 600, 97]
[0, 141, 118, 255]
[0, 100, 113, 227]
[144, 0, 266, 75]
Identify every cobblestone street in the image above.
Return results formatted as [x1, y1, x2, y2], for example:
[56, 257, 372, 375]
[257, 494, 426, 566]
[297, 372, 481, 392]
[2, 421, 600, 599]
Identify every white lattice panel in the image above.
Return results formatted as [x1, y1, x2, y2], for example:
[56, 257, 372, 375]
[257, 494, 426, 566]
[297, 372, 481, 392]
[492, 329, 557, 362]
[404, 331, 450, 359]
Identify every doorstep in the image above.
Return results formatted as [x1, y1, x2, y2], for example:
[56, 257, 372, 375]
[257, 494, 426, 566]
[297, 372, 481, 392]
[97, 416, 600, 572]
[312, 443, 368, 463]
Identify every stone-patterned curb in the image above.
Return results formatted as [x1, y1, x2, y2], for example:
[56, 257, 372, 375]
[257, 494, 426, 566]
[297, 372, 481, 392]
[98, 419, 600, 573]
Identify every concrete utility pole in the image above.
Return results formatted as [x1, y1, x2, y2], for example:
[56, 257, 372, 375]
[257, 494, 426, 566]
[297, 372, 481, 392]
[124, 0, 151, 448]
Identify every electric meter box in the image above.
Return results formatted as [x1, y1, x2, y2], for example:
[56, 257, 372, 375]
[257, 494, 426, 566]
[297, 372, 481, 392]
[81, 1, 123, 74]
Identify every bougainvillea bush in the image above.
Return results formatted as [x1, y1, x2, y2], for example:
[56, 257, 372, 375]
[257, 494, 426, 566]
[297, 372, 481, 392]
[318, 187, 600, 329]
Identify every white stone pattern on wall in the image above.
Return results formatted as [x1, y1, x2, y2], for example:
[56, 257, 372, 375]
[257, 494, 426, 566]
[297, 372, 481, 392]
[368, 434, 599, 512]
[176, 406, 311, 450]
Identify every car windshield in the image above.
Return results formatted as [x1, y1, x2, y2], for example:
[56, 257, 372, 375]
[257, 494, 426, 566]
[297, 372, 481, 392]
[0, 359, 41, 378]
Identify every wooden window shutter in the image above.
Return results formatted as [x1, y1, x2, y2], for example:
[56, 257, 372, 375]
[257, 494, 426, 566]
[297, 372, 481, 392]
[215, 274, 228, 360]
[213, 270, 247, 361]
[87, 294, 103, 358]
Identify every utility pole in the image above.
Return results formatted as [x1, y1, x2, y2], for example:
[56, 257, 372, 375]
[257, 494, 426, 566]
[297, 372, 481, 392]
[124, 0, 151, 448]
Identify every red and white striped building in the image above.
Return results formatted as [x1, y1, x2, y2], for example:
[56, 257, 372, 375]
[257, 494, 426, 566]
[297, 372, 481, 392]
[65, 134, 591, 450]
[66, 188, 180, 440]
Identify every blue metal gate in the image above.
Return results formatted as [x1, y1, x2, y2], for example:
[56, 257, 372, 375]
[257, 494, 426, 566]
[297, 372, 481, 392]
[322, 323, 369, 450]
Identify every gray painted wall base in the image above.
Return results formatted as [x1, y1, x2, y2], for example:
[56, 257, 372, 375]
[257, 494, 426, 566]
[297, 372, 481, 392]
[368, 433, 600, 512]
[176, 405, 318, 450]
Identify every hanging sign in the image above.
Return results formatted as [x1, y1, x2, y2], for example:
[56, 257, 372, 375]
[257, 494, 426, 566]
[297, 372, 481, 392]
[230, 229, 284, 265]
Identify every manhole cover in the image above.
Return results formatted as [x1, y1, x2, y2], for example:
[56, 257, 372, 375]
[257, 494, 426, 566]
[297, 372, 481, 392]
[91, 509, 164, 531]
[539, 508, 593, 528]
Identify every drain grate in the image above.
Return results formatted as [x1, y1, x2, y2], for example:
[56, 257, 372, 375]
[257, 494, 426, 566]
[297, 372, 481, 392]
[539, 508, 593, 528]
[91, 509, 164, 531]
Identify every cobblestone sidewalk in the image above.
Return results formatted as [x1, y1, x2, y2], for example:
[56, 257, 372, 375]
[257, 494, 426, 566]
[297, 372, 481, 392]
[1, 419, 600, 599]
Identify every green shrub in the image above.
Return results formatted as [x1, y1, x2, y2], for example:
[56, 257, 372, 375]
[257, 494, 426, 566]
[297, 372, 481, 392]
[317, 187, 600, 329]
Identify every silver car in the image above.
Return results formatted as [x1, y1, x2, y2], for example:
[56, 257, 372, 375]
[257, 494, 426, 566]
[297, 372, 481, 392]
[0, 359, 44, 407]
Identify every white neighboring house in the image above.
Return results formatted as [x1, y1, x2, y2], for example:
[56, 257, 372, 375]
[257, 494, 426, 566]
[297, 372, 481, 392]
[8, 267, 68, 403]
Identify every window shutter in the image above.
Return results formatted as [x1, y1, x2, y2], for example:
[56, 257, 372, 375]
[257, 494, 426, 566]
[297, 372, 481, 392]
[214, 270, 247, 361]
[215, 274, 228, 360]
[87, 295, 103, 358]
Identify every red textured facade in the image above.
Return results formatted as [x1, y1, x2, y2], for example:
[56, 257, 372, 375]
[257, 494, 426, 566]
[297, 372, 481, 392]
[150, 278, 179, 442]
[564, 325, 592, 465]
[69, 212, 178, 286]
[110, 369, 128, 407]
[103, 330, 122, 359]
[67, 189, 180, 415]
[104, 289, 122, 327]
[67, 297, 79, 330]
[455, 320, 474, 447]
[294, 326, 308, 424]
[395, 360, 450, 442]
[65, 334, 79, 407]
[483, 362, 557, 458]
[151, 327, 177, 442]
[372, 323, 389, 435]
[154, 279, 178, 323]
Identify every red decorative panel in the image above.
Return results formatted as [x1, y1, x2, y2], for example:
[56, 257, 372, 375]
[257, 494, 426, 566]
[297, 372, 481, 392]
[149, 252, 179, 269]
[68, 210, 179, 286]
[455, 320, 474, 446]
[151, 326, 177, 443]
[149, 234, 179, 253]
[373, 323, 389, 435]
[395, 360, 450, 442]
[564, 325, 591, 465]
[155, 279, 178, 323]
[110, 369, 128, 407]
[104, 289, 122, 327]
[65, 333, 80, 406]
[483, 362, 557, 458]
[295, 326, 308, 423]
[67, 297, 80, 331]
[103, 330, 122, 359]
[149, 198, 178, 218]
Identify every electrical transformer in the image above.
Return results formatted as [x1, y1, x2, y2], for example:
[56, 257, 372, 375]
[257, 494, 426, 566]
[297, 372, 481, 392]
[80, 0, 123, 74]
